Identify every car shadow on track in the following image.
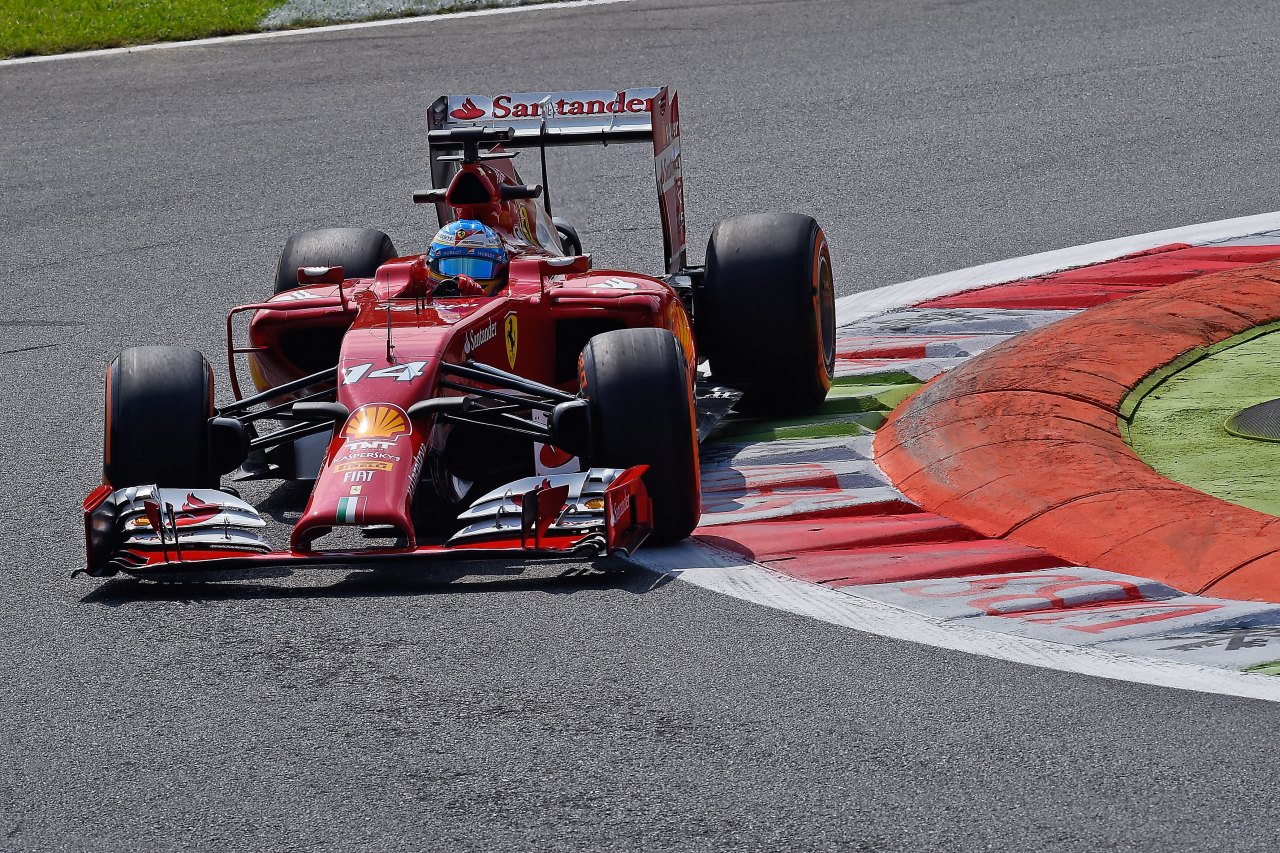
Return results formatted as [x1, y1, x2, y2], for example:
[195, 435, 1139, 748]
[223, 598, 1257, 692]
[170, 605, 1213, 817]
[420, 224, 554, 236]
[79, 557, 672, 606]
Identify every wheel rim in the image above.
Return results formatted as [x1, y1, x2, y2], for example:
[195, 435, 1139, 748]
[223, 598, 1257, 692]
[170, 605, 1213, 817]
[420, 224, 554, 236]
[818, 253, 836, 376]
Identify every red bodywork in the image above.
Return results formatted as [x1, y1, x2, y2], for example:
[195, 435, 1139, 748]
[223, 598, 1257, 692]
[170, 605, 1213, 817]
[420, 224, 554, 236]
[83, 86, 692, 577]
[237, 146, 693, 554]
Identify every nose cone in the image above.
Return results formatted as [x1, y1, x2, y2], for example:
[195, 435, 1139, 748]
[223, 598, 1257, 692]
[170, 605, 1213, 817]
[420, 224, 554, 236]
[291, 402, 425, 552]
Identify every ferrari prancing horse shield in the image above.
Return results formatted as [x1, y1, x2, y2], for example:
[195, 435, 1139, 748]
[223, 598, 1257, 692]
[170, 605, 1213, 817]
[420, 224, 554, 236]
[504, 313, 518, 368]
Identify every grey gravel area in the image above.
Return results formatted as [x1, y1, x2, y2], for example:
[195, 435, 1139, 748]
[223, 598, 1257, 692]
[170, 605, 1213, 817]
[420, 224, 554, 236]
[262, 0, 547, 29]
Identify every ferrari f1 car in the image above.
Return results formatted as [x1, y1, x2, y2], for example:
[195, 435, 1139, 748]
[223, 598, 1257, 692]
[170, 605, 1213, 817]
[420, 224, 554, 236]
[81, 86, 836, 578]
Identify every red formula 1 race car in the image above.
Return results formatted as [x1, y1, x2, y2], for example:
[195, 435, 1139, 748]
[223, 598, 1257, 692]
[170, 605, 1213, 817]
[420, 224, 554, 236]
[81, 86, 836, 578]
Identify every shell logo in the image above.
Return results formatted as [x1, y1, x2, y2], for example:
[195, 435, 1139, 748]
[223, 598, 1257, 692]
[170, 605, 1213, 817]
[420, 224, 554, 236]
[342, 404, 410, 440]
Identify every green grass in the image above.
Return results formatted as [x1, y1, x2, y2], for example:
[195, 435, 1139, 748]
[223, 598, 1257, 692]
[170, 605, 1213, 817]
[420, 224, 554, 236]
[1124, 328, 1280, 517]
[0, 1, 278, 58]
[0, 0, 559, 59]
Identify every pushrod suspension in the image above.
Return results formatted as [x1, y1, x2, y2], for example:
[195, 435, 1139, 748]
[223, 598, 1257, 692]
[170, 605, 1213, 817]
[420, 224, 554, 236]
[442, 360, 575, 402]
[438, 379, 558, 413]
[221, 367, 338, 416]
[248, 420, 334, 451]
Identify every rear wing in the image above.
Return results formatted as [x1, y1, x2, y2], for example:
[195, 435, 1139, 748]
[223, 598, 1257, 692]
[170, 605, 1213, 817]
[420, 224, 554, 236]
[427, 86, 687, 274]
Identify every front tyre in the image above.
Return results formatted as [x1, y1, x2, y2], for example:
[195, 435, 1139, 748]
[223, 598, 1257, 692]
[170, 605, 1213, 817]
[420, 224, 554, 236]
[698, 213, 836, 414]
[581, 328, 700, 544]
[104, 346, 217, 489]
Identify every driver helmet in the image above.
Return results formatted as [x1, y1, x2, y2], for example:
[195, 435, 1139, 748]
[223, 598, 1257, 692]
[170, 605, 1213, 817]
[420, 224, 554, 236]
[427, 220, 509, 294]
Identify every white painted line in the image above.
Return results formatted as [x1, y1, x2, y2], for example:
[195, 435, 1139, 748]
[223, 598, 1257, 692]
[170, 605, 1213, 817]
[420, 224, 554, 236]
[636, 542, 1280, 702]
[0, 0, 638, 67]
[836, 210, 1280, 326]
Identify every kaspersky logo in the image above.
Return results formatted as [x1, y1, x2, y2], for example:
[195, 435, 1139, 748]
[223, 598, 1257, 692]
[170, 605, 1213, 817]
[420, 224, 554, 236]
[342, 404, 409, 440]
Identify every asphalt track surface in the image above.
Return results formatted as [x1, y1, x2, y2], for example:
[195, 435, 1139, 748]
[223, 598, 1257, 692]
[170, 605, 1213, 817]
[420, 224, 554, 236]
[3, 0, 1280, 849]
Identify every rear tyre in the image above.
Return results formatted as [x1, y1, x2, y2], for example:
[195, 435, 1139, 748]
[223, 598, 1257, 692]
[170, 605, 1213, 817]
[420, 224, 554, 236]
[698, 213, 836, 415]
[581, 328, 700, 544]
[273, 227, 397, 295]
[104, 346, 217, 489]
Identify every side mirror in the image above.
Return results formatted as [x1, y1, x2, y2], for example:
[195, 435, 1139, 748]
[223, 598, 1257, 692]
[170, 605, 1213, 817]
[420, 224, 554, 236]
[499, 184, 543, 201]
[291, 402, 350, 422]
[297, 265, 345, 287]
[407, 397, 469, 420]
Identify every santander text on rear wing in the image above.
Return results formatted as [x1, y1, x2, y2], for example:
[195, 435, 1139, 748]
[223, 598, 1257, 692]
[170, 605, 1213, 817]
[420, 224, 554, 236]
[427, 86, 687, 274]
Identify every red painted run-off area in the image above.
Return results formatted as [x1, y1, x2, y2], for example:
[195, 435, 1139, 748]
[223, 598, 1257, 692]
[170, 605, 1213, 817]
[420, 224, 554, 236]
[918, 244, 1280, 310]
[879, 257, 1280, 601]
[835, 334, 976, 360]
[698, 501, 1062, 587]
[698, 244, 1280, 599]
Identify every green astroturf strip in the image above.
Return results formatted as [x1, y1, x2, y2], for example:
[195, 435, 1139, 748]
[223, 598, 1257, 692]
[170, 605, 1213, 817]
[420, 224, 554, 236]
[1124, 329, 1280, 517]
[822, 382, 921, 414]
[832, 371, 920, 387]
[711, 378, 922, 443]
[1247, 661, 1280, 676]
[712, 412, 884, 443]
[0, 1, 279, 57]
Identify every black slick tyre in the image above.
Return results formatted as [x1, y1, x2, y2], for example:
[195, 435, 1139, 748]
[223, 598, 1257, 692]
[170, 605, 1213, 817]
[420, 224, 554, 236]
[273, 227, 397, 295]
[581, 328, 700, 544]
[104, 346, 217, 489]
[698, 212, 836, 414]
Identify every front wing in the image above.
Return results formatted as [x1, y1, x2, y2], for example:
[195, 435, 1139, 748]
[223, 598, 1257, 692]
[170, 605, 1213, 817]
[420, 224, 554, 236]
[80, 467, 651, 578]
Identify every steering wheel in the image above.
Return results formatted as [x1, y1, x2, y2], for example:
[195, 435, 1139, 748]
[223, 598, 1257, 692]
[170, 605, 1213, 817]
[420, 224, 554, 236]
[432, 274, 485, 298]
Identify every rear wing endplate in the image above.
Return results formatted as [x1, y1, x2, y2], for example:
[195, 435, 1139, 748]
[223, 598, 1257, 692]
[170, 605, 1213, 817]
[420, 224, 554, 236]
[427, 87, 687, 274]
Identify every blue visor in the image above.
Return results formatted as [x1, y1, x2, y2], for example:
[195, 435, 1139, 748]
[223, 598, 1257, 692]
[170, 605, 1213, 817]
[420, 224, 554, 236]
[436, 255, 499, 280]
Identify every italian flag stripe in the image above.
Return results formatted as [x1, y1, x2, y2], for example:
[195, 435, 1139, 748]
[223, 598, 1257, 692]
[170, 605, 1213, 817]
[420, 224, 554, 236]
[337, 497, 361, 524]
